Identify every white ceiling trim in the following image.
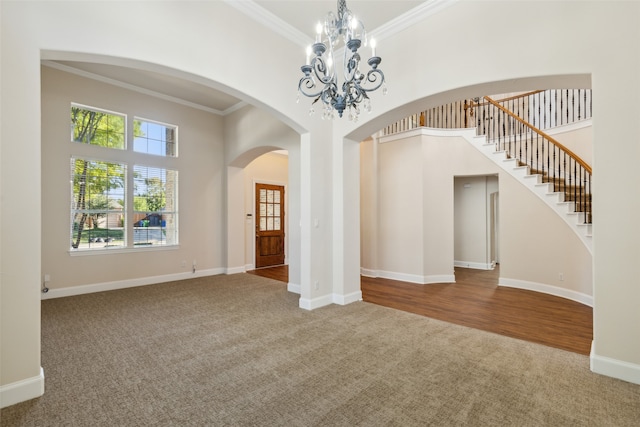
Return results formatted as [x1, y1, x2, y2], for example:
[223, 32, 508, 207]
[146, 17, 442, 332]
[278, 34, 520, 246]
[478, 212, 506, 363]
[225, 0, 313, 48]
[228, 0, 458, 48]
[369, 0, 459, 41]
[42, 60, 247, 116]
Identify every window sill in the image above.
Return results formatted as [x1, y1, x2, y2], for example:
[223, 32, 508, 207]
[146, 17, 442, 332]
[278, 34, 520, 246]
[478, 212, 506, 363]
[68, 244, 180, 256]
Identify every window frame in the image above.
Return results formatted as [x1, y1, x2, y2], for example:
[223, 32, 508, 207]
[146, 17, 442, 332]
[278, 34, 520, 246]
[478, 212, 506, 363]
[68, 103, 180, 254]
[133, 116, 178, 157]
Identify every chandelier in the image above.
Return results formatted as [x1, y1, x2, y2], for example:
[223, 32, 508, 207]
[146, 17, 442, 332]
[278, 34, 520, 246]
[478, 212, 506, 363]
[297, 0, 387, 121]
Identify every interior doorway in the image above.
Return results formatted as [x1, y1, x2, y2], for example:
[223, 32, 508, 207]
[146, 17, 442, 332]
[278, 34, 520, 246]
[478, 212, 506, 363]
[255, 183, 285, 268]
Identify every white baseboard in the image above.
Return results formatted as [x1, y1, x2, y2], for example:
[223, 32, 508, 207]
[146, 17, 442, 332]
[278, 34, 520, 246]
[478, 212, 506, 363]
[245, 264, 255, 271]
[454, 260, 495, 270]
[0, 367, 44, 409]
[499, 277, 593, 307]
[591, 341, 640, 385]
[41, 268, 225, 299]
[287, 282, 301, 294]
[360, 268, 378, 278]
[298, 290, 363, 310]
[299, 294, 333, 310]
[225, 266, 246, 275]
[333, 291, 363, 305]
[361, 268, 455, 285]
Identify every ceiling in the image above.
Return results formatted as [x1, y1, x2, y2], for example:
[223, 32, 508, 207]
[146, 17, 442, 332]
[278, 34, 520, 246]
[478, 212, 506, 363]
[43, 1, 428, 115]
[254, 0, 426, 39]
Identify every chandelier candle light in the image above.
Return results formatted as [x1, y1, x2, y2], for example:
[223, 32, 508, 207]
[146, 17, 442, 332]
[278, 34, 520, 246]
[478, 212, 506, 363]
[298, 0, 387, 121]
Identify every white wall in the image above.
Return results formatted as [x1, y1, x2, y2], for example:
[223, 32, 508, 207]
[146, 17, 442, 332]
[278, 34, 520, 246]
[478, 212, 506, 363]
[454, 175, 498, 270]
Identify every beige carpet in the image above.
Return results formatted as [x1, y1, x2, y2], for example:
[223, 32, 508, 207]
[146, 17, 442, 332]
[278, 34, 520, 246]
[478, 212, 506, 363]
[2, 273, 639, 426]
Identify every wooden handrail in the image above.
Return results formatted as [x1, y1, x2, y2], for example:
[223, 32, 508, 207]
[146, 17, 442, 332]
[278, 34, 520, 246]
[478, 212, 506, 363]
[466, 90, 545, 110]
[483, 96, 592, 174]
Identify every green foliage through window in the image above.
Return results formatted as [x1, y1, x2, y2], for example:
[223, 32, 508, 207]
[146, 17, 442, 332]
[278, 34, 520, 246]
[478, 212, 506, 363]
[71, 105, 125, 149]
[71, 158, 125, 249]
[69, 104, 178, 251]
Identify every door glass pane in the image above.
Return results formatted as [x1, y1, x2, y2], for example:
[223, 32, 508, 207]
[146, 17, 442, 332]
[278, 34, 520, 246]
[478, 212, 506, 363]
[274, 204, 280, 217]
[274, 191, 281, 203]
[260, 203, 266, 216]
[260, 217, 266, 231]
[274, 217, 281, 230]
[267, 218, 274, 230]
[267, 190, 274, 203]
[267, 203, 274, 216]
[260, 189, 267, 202]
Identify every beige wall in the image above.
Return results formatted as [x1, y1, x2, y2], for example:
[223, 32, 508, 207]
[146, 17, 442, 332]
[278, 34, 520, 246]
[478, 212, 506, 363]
[548, 122, 593, 167]
[40, 66, 225, 291]
[361, 130, 592, 301]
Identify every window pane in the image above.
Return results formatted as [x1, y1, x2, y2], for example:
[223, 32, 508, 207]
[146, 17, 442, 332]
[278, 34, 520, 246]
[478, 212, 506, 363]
[71, 105, 125, 149]
[133, 118, 177, 157]
[70, 158, 126, 250]
[133, 165, 178, 246]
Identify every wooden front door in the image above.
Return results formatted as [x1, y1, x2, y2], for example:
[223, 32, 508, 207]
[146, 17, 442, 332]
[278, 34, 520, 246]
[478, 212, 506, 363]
[255, 183, 285, 268]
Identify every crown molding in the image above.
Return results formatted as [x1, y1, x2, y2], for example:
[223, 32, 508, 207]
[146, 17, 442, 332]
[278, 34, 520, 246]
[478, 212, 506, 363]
[228, 0, 459, 48]
[370, 0, 459, 41]
[224, 0, 313, 48]
[41, 60, 247, 116]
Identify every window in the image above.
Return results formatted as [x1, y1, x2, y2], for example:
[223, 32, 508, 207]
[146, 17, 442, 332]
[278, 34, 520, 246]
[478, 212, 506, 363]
[259, 188, 282, 231]
[133, 118, 176, 157]
[71, 105, 125, 149]
[133, 165, 178, 246]
[70, 158, 126, 249]
[69, 104, 179, 252]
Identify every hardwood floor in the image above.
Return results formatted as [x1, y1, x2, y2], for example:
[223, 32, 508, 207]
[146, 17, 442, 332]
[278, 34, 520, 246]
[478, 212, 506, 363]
[247, 265, 593, 355]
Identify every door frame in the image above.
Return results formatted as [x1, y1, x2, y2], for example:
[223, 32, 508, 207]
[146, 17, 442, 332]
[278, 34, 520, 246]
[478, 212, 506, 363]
[252, 179, 288, 269]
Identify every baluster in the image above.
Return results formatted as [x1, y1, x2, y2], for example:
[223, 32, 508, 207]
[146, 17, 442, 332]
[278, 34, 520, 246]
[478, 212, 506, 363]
[554, 90, 558, 127]
[543, 90, 547, 129]
[578, 89, 582, 120]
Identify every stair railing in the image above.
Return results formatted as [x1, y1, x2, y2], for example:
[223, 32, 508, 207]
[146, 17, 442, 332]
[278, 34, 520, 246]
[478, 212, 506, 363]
[477, 95, 592, 223]
[468, 89, 592, 134]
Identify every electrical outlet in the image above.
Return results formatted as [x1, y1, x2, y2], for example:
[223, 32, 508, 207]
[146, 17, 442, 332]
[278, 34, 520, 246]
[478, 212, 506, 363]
[559, 273, 564, 281]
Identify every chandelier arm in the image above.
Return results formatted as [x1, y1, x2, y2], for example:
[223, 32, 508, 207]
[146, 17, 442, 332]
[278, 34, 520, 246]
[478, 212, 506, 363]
[359, 69, 385, 93]
[312, 56, 335, 86]
[298, 76, 325, 98]
[298, 0, 386, 120]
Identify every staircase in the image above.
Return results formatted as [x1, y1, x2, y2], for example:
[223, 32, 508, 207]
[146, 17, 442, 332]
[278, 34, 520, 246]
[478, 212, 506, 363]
[382, 89, 593, 252]
[465, 132, 592, 252]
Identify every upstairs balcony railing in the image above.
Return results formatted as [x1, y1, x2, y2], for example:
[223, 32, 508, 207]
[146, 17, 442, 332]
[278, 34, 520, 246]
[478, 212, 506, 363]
[381, 89, 592, 224]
